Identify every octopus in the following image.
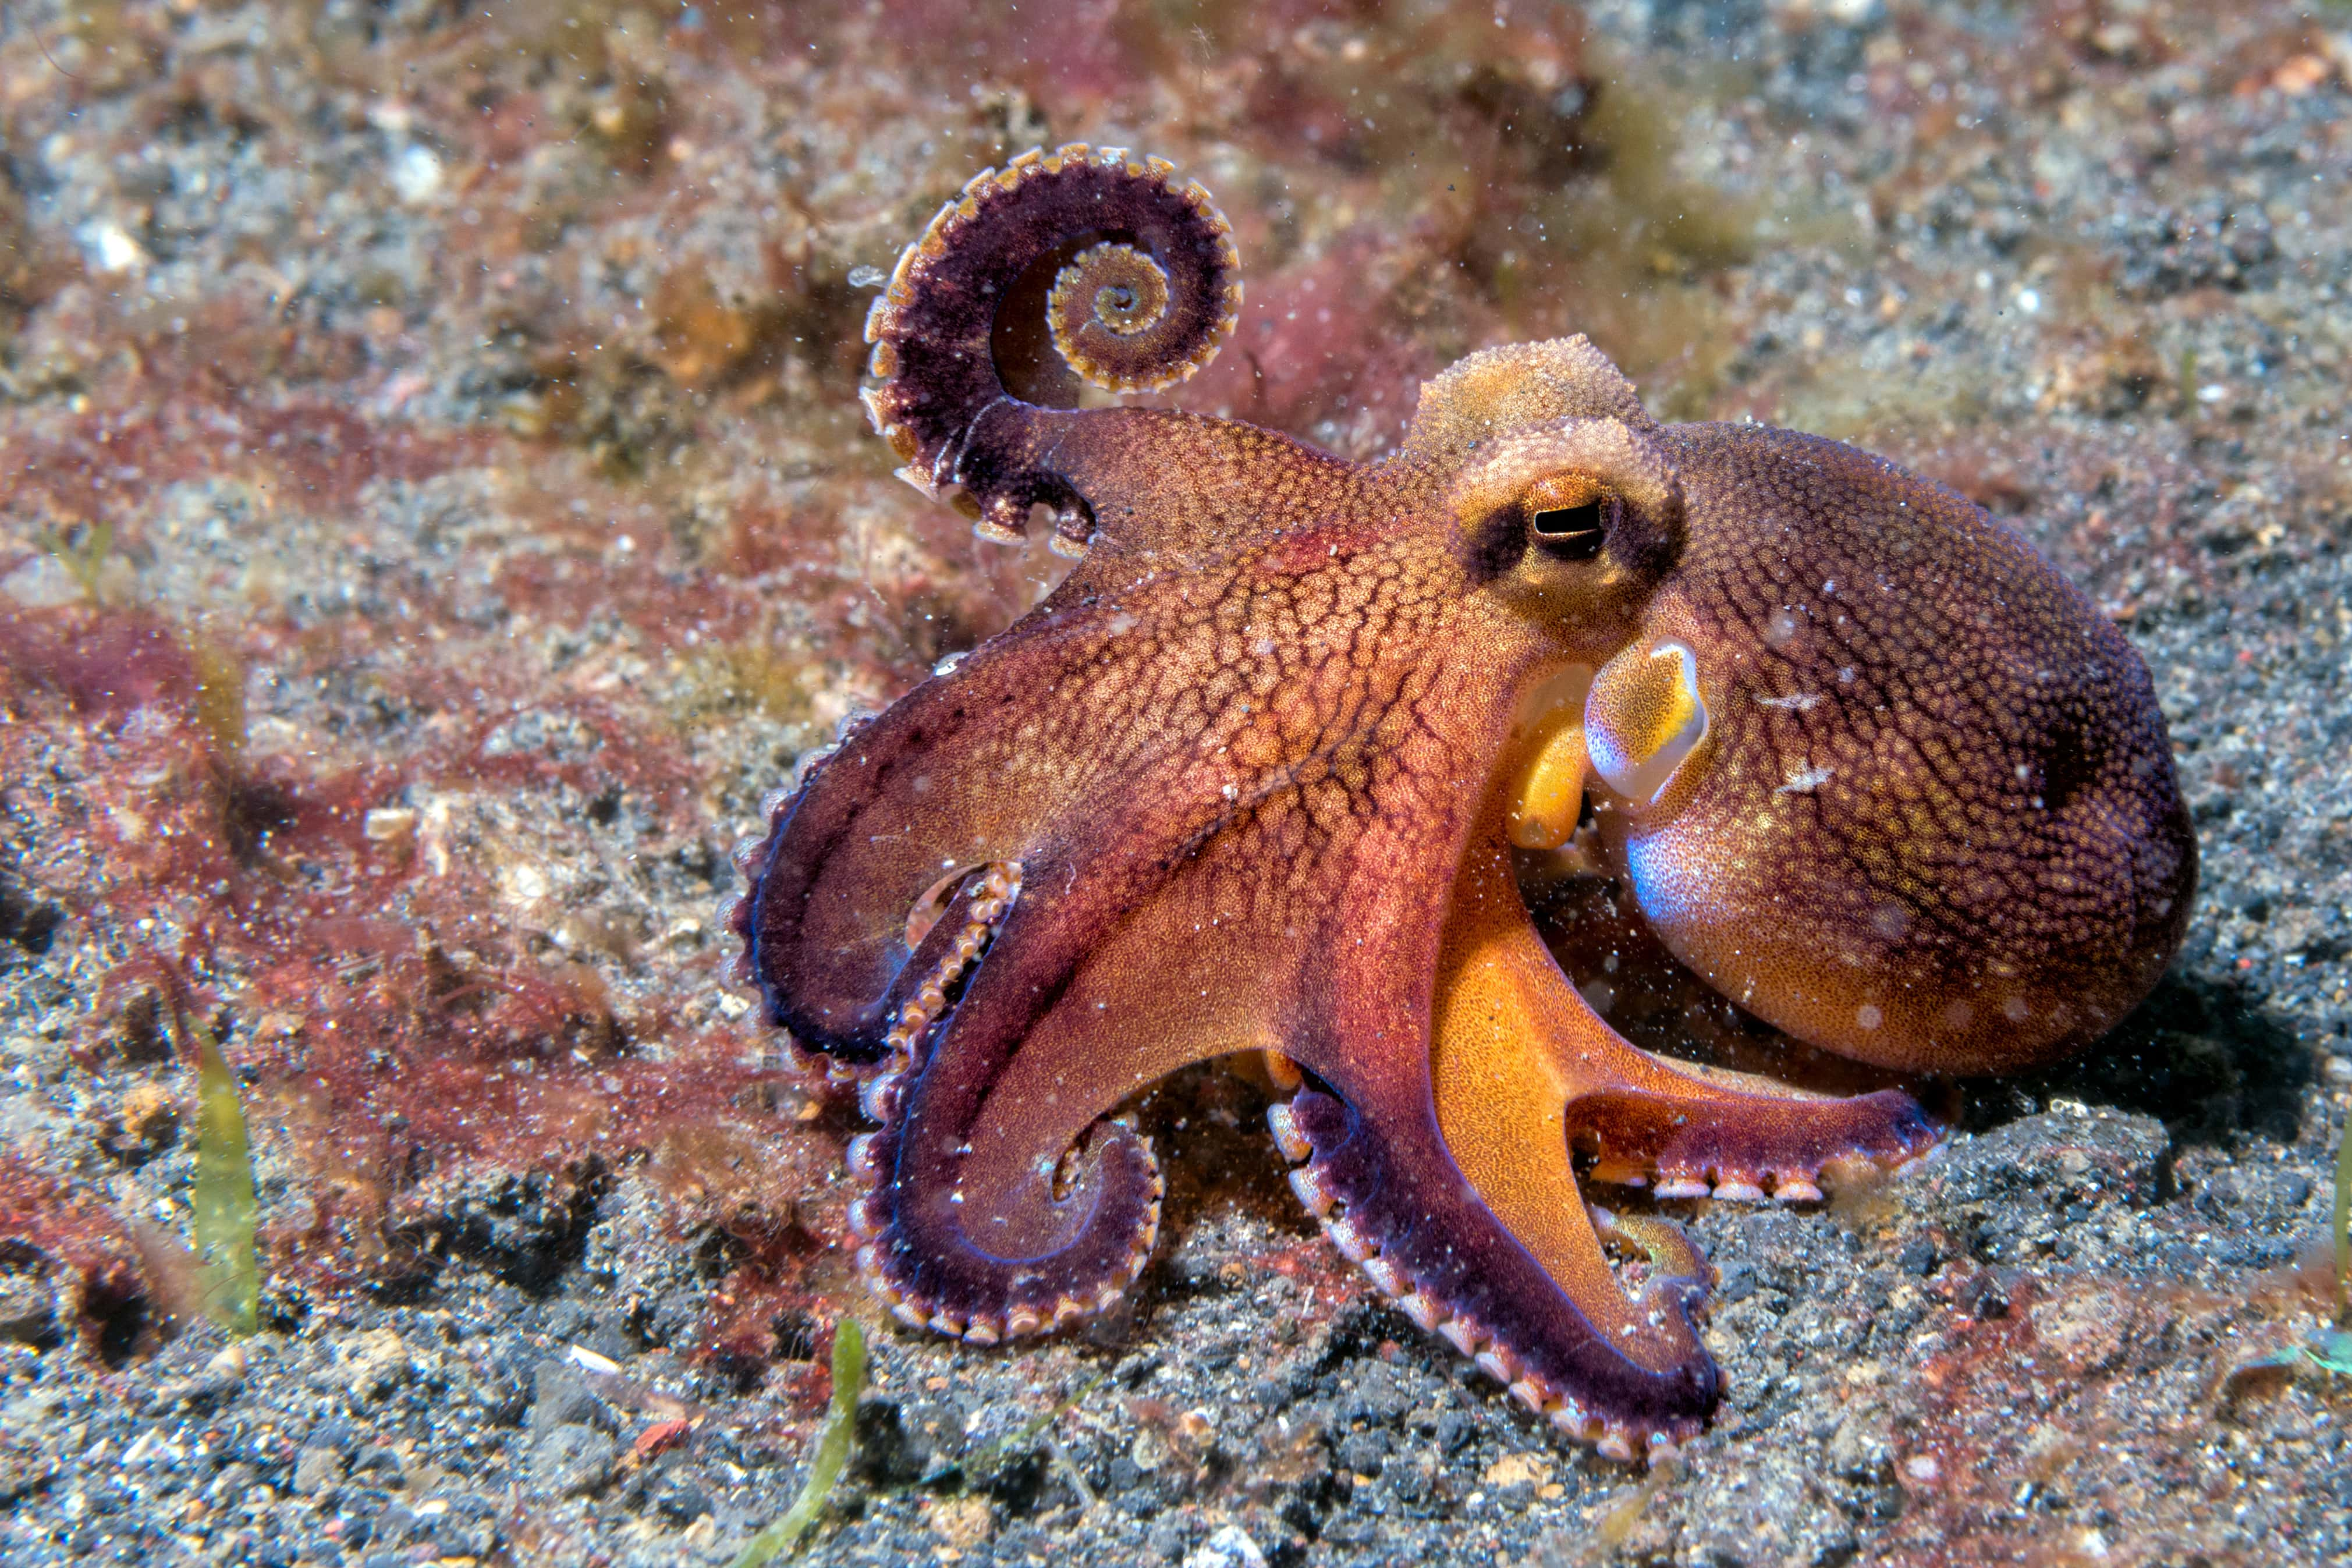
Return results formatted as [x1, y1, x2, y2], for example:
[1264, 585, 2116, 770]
[729, 146, 2195, 1460]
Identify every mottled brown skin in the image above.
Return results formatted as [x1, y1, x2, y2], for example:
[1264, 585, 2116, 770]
[1600, 427, 2192, 1073]
[729, 146, 2195, 1460]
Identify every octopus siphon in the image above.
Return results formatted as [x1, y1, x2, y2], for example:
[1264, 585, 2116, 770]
[729, 146, 2195, 1461]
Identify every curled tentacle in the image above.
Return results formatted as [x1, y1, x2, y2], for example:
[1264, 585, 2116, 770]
[860, 143, 1241, 547]
[732, 615, 1112, 1063]
[834, 861, 1170, 1343]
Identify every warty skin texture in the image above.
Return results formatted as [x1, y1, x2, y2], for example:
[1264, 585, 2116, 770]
[730, 144, 2195, 1460]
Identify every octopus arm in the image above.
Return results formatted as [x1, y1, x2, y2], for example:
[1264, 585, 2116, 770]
[859, 143, 1268, 557]
[849, 796, 1343, 1342]
[1274, 731, 1933, 1460]
[832, 652, 1511, 1341]
[742, 604, 1131, 1060]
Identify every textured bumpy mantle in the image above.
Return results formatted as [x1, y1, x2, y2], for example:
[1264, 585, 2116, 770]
[730, 146, 2195, 1461]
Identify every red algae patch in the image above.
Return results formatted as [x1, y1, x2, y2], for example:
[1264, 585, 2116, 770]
[0, 1154, 163, 1363]
[0, 582, 843, 1364]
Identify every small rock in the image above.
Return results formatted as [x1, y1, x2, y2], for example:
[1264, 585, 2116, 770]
[0, 1265, 56, 1344]
[362, 807, 418, 852]
[528, 1423, 616, 1498]
[0, 870, 63, 953]
[470, 1342, 534, 1426]
[928, 1494, 994, 1551]
[0, 1442, 55, 1505]
[0, 554, 81, 609]
[152, 1365, 243, 1414]
[351, 1444, 405, 1483]
[2029, 1285, 2142, 1372]
[652, 1478, 712, 1526]
[1334, 1430, 1388, 1477]
[1147, 1514, 1198, 1560]
[425, 1493, 502, 1557]
[1184, 1524, 1268, 1568]
[340, 1328, 413, 1400]
[1481, 1451, 1552, 1491]
[205, 1461, 256, 1506]
[852, 1396, 931, 1485]
[1957, 1268, 2017, 1320]
[389, 144, 443, 206]
[97, 1081, 180, 1163]
[293, 1445, 347, 1498]
[529, 1364, 611, 1435]
[1828, 1402, 1893, 1478]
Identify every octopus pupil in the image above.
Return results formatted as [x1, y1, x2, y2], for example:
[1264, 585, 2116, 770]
[1532, 502, 1606, 560]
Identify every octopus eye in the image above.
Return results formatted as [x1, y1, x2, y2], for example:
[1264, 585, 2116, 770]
[1531, 501, 1599, 534]
[1585, 641, 1709, 807]
[1530, 501, 1608, 560]
[1521, 474, 1615, 563]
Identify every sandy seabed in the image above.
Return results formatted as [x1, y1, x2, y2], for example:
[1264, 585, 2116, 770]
[1, 2, 2349, 1564]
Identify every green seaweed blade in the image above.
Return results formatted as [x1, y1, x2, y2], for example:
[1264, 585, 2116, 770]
[729, 1318, 868, 1566]
[2336, 1118, 2351, 1322]
[191, 1024, 260, 1336]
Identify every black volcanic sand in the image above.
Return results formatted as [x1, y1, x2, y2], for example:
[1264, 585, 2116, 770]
[0, 2, 2347, 1565]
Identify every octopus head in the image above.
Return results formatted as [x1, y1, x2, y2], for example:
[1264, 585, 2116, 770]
[1413, 340, 2195, 1077]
